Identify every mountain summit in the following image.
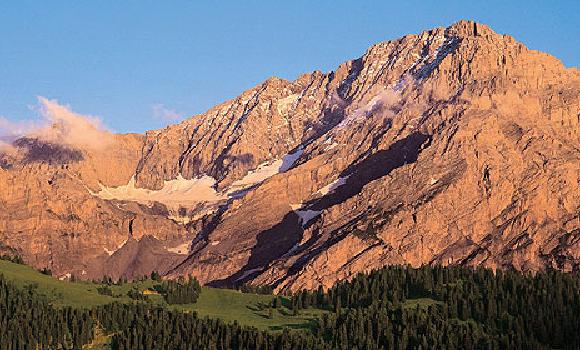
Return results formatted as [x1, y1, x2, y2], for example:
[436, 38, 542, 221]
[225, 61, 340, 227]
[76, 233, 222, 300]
[1, 21, 578, 291]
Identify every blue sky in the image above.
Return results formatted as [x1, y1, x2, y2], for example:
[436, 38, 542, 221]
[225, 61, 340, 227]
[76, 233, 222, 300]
[1, 1, 578, 133]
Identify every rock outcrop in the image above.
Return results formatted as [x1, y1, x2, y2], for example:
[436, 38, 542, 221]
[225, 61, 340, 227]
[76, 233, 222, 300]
[0, 21, 578, 290]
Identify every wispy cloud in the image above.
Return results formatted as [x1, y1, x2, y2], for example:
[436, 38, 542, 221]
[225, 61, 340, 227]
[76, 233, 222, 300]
[338, 86, 402, 128]
[0, 139, 17, 155]
[0, 97, 114, 152]
[152, 104, 183, 122]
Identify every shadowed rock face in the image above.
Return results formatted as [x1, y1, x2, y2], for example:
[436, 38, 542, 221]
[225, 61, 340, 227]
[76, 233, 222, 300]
[0, 21, 578, 289]
[13, 138, 84, 164]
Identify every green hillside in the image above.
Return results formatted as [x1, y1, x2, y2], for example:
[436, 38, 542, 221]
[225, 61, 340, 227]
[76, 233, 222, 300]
[3, 260, 580, 349]
[0, 259, 325, 331]
[0, 259, 118, 307]
[171, 287, 325, 330]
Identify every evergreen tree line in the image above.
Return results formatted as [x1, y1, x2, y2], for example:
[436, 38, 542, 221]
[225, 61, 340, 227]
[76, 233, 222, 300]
[102, 304, 326, 350]
[292, 265, 580, 349]
[153, 275, 202, 304]
[238, 283, 274, 295]
[2, 265, 580, 349]
[0, 275, 94, 350]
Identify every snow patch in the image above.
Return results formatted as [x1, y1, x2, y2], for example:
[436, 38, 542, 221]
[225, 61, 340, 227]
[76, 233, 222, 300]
[96, 175, 225, 210]
[277, 93, 300, 114]
[295, 209, 322, 227]
[412, 37, 459, 80]
[167, 242, 191, 255]
[281, 243, 300, 258]
[104, 239, 128, 256]
[323, 137, 337, 151]
[104, 248, 115, 256]
[325, 142, 338, 151]
[279, 146, 303, 172]
[95, 147, 305, 214]
[290, 203, 321, 227]
[228, 160, 283, 194]
[227, 146, 304, 194]
[318, 176, 349, 196]
[235, 267, 263, 281]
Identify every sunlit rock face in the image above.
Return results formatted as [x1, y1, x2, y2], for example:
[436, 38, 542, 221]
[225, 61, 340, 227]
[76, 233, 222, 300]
[0, 21, 578, 289]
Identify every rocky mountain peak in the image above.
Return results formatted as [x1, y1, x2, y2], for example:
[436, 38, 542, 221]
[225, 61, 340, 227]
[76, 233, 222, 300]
[0, 22, 578, 290]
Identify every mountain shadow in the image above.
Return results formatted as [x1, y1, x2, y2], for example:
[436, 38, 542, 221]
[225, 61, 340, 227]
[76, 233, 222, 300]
[208, 212, 303, 287]
[311, 132, 431, 212]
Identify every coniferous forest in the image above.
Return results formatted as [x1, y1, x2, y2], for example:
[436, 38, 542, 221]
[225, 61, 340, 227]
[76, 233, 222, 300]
[1, 265, 580, 349]
[154, 275, 202, 304]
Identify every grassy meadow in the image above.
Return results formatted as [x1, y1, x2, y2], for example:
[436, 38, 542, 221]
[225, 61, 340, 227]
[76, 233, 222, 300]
[0, 259, 326, 332]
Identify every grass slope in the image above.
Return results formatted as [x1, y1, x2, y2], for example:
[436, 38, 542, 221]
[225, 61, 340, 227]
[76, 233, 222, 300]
[172, 287, 326, 330]
[0, 259, 326, 331]
[0, 259, 118, 307]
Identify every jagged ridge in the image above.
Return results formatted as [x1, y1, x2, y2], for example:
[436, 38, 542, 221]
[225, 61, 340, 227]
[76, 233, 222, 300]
[0, 21, 578, 290]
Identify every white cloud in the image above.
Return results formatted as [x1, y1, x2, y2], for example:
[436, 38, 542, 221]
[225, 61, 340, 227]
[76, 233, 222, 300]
[0, 97, 114, 151]
[152, 104, 183, 122]
[338, 86, 401, 128]
[0, 139, 17, 155]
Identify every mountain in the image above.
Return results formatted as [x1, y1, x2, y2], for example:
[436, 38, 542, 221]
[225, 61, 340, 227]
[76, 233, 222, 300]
[0, 20, 578, 291]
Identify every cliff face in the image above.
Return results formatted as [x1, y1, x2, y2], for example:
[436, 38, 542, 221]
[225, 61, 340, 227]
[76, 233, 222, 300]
[0, 21, 578, 289]
[0, 132, 190, 280]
